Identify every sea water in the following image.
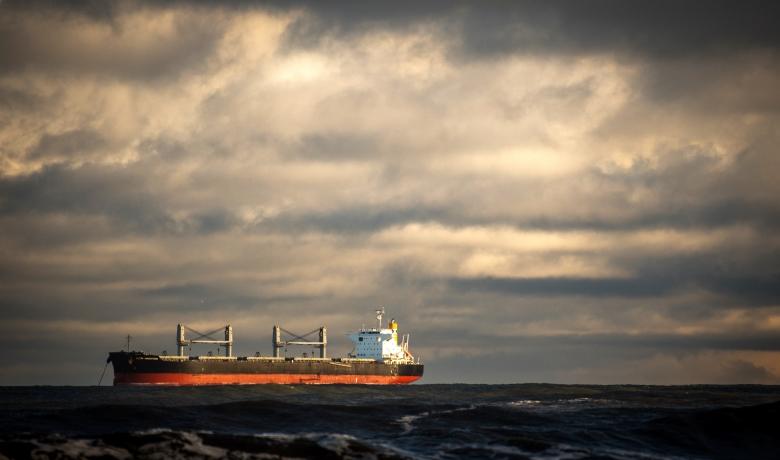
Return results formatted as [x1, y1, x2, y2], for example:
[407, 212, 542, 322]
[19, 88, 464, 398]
[1, 384, 779, 459]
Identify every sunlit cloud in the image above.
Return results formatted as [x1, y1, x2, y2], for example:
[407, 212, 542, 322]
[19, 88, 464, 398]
[0, 0, 778, 384]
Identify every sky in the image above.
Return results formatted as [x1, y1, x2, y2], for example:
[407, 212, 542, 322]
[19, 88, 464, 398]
[1, 0, 779, 385]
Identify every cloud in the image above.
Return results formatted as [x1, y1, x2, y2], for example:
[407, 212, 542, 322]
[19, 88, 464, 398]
[292, 132, 381, 161]
[26, 129, 108, 162]
[0, 86, 43, 112]
[717, 359, 778, 384]
[0, 1, 229, 80]
[0, 0, 779, 384]
[278, 0, 780, 59]
[450, 276, 676, 298]
[0, 164, 173, 233]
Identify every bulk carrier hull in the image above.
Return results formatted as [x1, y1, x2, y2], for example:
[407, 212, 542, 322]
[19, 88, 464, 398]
[108, 351, 424, 385]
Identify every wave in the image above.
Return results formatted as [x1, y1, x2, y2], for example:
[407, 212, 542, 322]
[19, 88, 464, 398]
[0, 430, 412, 460]
[636, 400, 780, 460]
[2, 385, 780, 459]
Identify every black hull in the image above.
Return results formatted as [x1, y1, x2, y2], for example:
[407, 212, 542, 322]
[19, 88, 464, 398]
[107, 352, 424, 385]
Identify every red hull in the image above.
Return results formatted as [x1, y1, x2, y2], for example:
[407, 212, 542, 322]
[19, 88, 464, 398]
[115, 372, 421, 385]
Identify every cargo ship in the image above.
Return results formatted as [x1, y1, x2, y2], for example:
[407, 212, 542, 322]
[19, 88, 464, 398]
[107, 309, 423, 385]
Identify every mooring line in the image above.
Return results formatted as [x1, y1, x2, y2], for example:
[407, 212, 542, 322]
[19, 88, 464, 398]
[97, 360, 109, 386]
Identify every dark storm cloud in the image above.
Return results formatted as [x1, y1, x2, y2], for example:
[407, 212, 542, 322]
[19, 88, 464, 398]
[518, 202, 780, 233]
[0, 86, 43, 112]
[138, 283, 314, 311]
[0, 279, 305, 322]
[0, 164, 173, 232]
[1, 0, 779, 385]
[0, 289, 132, 322]
[248, 196, 780, 237]
[556, 331, 780, 352]
[276, 0, 780, 58]
[278, 0, 780, 123]
[698, 275, 780, 308]
[138, 282, 306, 311]
[189, 208, 240, 234]
[532, 142, 780, 232]
[631, 54, 780, 112]
[10, 160, 776, 244]
[0, 164, 243, 237]
[417, 329, 780, 354]
[450, 276, 676, 298]
[0, 0, 228, 80]
[622, 248, 780, 307]
[429, 348, 780, 384]
[252, 206, 450, 234]
[719, 360, 778, 383]
[136, 136, 199, 162]
[26, 129, 108, 162]
[412, 326, 780, 383]
[8, 0, 778, 64]
[292, 132, 379, 161]
[253, 141, 780, 235]
[1, 0, 125, 21]
[449, 261, 780, 307]
[140, 282, 229, 301]
[239, 158, 780, 236]
[0, 215, 113, 249]
[456, 1, 780, 59]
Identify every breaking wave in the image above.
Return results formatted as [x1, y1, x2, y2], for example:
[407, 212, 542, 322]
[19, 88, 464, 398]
[0, 430, 411, 460]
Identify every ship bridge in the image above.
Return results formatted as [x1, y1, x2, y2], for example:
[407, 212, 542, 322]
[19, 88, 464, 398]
[348, 308, 415, 363]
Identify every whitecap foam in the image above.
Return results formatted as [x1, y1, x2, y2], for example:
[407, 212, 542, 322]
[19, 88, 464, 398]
[30, 438, 132, 460]
[395, 405, 477, 434]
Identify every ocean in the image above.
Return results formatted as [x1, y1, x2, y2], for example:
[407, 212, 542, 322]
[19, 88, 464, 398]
[1, 384, 778, 459]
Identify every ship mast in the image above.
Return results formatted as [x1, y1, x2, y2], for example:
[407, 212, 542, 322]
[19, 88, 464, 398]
[376, 307, 384, 330]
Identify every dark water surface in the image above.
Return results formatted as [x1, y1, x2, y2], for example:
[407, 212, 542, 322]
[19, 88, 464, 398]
[1, 384, 779, 459]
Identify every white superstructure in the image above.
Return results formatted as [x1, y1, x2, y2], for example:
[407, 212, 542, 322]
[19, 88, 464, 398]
[348, 308, 415, 363]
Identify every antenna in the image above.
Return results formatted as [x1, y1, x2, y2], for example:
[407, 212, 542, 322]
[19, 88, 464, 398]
[376, 307, 385, 330]
[126, 334, 132, 351]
